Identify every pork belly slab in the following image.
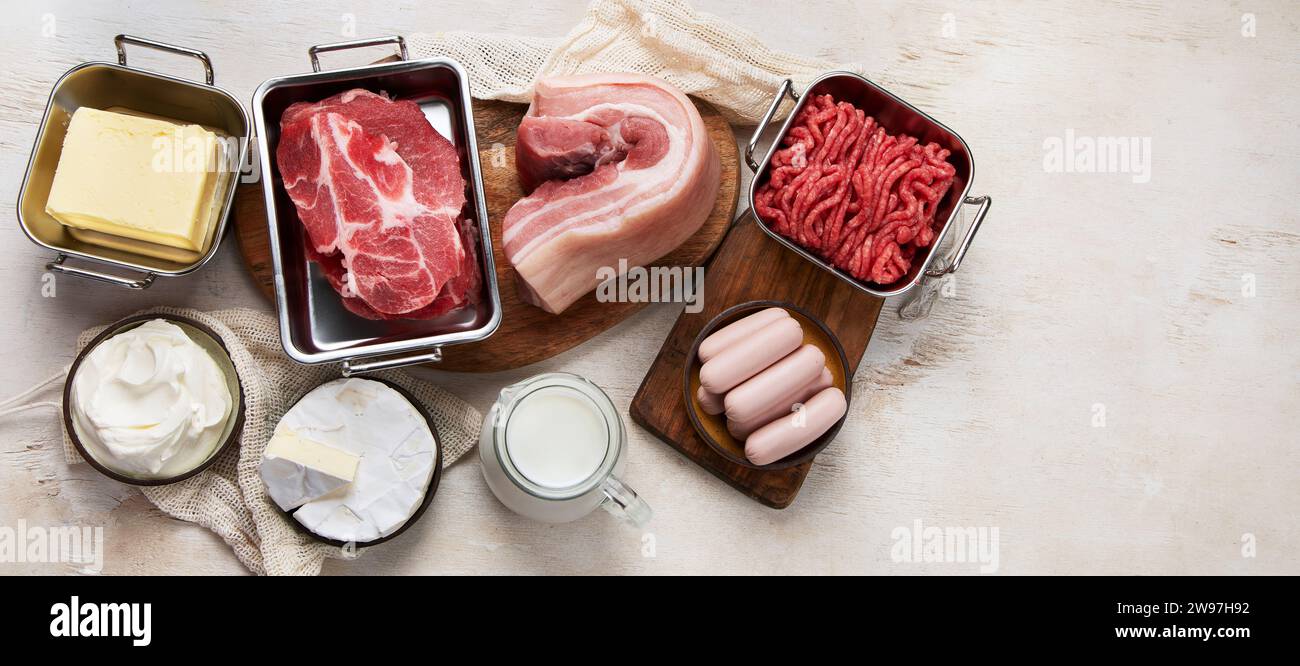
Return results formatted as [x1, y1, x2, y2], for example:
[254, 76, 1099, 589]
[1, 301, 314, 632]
[502, 74, 721, 314]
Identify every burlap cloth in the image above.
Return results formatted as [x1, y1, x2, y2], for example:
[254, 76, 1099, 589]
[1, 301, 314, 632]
[14, 0, 857, 575]
[59, 307, 482, 576]
[408, 0, 856, 124]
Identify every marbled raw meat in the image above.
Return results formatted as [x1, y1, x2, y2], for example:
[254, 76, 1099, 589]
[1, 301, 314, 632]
[277, 89, 473, 317]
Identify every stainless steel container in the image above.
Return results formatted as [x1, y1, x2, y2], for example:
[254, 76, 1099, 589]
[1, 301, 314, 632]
[745, 71, 990, 316]
[252, 36, 501, 375]
[17, 35, 250, 289]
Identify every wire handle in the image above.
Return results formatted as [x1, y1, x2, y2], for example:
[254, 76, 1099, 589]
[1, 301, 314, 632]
[342, 347, 442, 376]
[309, 35, 408, 73]
[114, 34, 214, 85]
[745, 78, 799, 172]
[47, 254, 156, 290]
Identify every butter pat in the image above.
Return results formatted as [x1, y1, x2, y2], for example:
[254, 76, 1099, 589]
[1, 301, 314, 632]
[261, 429, 361, 511]
[45, 107, 221, 252]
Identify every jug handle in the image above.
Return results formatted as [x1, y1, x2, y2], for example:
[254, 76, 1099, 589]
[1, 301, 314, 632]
[600, 476, 652, 528]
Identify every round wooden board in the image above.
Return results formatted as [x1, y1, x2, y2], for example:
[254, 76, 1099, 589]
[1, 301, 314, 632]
[235, 96, 739, 372]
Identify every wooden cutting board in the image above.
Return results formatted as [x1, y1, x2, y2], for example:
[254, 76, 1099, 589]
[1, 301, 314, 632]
[630, 211, 884, 509]
[234, 97, 739, 372]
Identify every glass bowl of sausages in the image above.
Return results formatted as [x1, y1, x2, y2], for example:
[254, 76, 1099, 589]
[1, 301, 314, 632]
[684, 301, 851, 470]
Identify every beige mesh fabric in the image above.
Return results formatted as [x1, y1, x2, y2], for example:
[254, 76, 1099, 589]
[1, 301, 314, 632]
[408, 0, 857, 124]
[60, 307, 482, 576]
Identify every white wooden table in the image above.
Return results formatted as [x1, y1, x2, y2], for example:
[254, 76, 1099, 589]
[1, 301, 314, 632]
[1, 0, 1295, 575]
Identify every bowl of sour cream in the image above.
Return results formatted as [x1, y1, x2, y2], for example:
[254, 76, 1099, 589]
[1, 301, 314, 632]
[62, 314, 245, 485]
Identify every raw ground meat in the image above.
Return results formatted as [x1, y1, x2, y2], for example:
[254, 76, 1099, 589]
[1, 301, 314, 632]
[754, 94, 956, 285]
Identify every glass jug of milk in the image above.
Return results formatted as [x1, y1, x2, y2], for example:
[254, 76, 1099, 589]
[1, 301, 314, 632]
[479, 372, 652, 526]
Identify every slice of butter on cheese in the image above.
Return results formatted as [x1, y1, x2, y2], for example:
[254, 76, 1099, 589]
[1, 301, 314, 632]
[45, 107, 221, 252]
[260, 429, 361, 511]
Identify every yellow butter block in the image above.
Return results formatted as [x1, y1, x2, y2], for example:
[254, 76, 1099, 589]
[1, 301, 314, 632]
[45, 107, 222, 253]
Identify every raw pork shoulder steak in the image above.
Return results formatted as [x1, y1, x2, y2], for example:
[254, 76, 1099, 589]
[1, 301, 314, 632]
[503, 74, 721, 314]
[307, 220, 481, 321]
[277, 89, 469, 316]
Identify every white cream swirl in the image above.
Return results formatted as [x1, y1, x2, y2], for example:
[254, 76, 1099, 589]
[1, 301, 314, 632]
[71, 319, 233, 478]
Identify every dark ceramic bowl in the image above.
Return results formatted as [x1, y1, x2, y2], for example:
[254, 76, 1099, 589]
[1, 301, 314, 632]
[271, 377, 443, 549]
[683, 300, 851, 471]
[63, 313, 246, 486]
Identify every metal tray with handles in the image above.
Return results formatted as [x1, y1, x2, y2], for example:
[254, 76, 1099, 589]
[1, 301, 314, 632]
[745, 71, 991, 317]
[252, 36, 501, 375]
[17, 35, 250, 289]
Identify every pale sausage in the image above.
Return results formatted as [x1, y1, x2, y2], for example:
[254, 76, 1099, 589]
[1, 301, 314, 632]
[697, 307, 790, 363]
[698, 316, 802, 394]
[723, 345, 826, 424]
[696, 386, 725, 415]
[727, 367, 833, 440]
[744, 387, 847, 466]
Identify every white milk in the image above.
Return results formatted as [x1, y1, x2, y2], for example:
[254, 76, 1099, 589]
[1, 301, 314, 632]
[505, 387, 608, 489]
[479, 372, 651, 526]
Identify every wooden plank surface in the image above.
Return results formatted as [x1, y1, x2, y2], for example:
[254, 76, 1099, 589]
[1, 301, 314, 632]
[234, 96, 739, 372]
